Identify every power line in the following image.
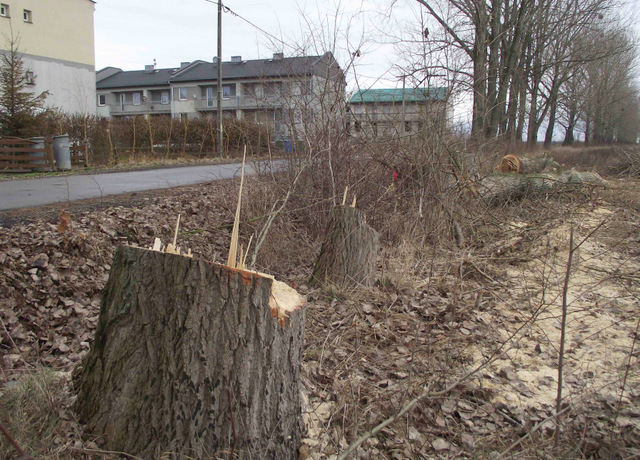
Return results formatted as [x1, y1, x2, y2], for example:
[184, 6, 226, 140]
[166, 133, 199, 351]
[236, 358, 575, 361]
[205, 0, 295, 51]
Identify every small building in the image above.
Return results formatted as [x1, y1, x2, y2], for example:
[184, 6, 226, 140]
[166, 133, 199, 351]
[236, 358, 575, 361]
[0, 0, 96, 114]
[96, 52, 346, 139]
[347, 88, 451, 138]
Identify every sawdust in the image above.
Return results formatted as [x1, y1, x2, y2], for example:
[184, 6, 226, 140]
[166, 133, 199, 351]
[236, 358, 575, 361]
[471, 203, 640, 426]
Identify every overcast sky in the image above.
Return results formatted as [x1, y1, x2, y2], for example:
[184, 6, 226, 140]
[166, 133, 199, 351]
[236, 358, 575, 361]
[93, 0, 640, 130]
[94, 0, 407, 89]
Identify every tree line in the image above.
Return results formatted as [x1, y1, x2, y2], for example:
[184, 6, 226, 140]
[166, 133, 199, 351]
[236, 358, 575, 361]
[404, 0, 639, 145]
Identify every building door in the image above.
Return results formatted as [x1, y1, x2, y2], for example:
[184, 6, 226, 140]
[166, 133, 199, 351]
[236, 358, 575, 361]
[120, 94, 125, 111]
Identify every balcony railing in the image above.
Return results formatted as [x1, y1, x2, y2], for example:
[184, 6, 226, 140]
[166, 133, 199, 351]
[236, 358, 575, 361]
[109, 101, 171, 115]
[194, 96, 283, 111]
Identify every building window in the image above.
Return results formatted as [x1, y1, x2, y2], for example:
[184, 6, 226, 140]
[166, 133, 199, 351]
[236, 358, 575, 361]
[404, 121, 411, 132]
[222, 84, 236, 98]
[180, 113, 188, 122]
[23, 9, 31, 22]
[354, 121, 361, 133]
[161, 91, 169, 105]
[264, 82, 281, 97]
[178, 87, 188, 100]
[25, 71, 35, 85]
[98, 94, 106, 106]
[345, 122, 351, 133]
[300, 79, 312, 96]
[0, 4, 9, 17]
[133, 92, 141, 106]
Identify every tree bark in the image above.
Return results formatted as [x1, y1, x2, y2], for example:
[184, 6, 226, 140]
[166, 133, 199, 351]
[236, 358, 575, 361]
[311, 205, 379, 289]
[477, 169, 607, 205]
[74, 245, 305, 460]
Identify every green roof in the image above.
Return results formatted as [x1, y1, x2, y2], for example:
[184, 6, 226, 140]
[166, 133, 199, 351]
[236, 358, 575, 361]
[349, 88, 447, 104]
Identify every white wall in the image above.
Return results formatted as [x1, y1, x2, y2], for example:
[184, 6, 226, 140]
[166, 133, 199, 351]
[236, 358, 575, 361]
[23, 55, 96, 115]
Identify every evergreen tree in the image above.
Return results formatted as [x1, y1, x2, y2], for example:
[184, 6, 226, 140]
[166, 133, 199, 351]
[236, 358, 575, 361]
[0, 36, 49, 137]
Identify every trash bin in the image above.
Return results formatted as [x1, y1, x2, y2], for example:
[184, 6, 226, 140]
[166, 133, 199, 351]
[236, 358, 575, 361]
[283, 139, 293, 153]
[29, 137, 51, 172]
[52, 134, 71, 170]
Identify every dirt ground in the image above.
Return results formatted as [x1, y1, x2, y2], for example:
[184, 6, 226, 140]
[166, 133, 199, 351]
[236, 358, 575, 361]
[0, 174, 638, 459]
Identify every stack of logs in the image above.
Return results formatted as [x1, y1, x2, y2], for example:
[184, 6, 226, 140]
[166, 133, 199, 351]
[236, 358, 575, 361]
[475, 154, 608, 205]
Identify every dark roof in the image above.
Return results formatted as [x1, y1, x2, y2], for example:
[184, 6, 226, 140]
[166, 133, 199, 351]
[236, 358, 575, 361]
[96, 67, 177, 89]
[350, 88, 448, 104]
[170, 54, 328, 83]
[96, 53, 343, 90]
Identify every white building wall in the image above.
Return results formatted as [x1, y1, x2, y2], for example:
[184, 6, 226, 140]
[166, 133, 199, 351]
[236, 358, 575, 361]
[22, 54, 96, 115]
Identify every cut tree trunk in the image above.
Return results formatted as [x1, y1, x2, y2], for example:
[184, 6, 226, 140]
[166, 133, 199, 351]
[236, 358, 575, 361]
[476, 169, 608, 205]
[498, 155, 560, 174]
[311, 205, 379, 289]
[73, 245, 305, 459]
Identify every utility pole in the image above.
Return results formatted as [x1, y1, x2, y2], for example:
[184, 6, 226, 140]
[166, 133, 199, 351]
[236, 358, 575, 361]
[217, 0, 223, 158]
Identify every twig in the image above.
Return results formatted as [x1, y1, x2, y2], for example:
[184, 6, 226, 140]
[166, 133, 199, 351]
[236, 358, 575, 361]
[0, 316, 32, 368]
[615, 315, 640, 424]
[0, 421, 34, 460]
[555, 226, 574, 449]
[497, 404, 573, 459]
[337, 297, 549, 460]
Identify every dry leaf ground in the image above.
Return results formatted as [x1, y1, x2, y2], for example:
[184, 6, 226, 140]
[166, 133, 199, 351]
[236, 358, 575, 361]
[0, 175, 638, 459]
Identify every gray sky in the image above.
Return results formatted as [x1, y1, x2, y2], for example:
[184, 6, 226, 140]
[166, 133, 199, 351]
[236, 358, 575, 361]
[93, 0, 640, 131]
[94, 0, 403, 90]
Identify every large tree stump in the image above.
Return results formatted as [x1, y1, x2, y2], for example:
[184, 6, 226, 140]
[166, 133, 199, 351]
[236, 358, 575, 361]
[73, 245, 305, 459]
[311, 205, 379, 288]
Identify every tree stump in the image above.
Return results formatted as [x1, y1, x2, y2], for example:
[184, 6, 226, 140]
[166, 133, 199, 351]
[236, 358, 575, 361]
[310, 205, 379, 288]
[73, 245, 305, 459]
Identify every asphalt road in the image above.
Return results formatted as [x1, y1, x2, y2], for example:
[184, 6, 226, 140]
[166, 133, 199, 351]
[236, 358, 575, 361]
[0, 161, 274, 211]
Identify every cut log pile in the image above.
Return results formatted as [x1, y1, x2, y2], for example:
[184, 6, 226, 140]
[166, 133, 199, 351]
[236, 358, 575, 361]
[476, 155, 608, 205]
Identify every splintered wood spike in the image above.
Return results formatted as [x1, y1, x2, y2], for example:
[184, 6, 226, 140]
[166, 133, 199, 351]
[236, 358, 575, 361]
[227, 146, 247, 268]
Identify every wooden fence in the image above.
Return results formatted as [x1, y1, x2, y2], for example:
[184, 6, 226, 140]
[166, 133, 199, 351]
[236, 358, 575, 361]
[70, 142, 89, 167]
[0, 137, 54, 171]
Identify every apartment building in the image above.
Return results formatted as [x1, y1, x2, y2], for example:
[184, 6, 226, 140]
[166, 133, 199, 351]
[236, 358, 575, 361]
[0, 0, 96, 114]
[96, 52, 345, 138]
[347, 88, 452, 138]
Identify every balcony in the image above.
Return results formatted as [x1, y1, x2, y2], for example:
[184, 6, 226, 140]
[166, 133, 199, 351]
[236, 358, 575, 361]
[195, 96, 283, 112]
[110, 101, 171, 116]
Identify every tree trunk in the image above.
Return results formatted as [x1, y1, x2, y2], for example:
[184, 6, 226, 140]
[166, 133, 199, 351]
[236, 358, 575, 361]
[311, 205, 379, 289]
[544, 95, 557, 148]
[74, 245, 305, 460]
[477, 169, 607, 205]
[498, 154, 560, 174]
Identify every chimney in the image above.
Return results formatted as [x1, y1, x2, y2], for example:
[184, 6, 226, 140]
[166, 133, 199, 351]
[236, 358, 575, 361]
[144, 64, 154, 73]
[231, 56, 242, 63]
[180, 61, 191, 69]
[212, 57, 217, 66]
[272, 52, 284, 60]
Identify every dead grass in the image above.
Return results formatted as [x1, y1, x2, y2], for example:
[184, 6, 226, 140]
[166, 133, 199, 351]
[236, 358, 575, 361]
[0, 368, 81, 459]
